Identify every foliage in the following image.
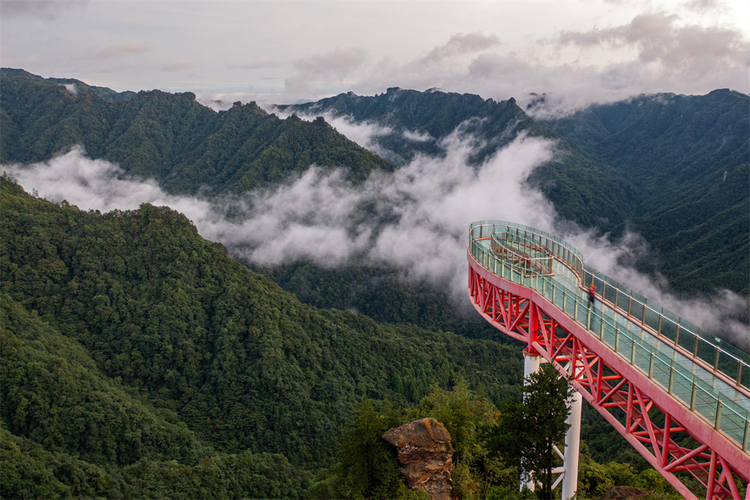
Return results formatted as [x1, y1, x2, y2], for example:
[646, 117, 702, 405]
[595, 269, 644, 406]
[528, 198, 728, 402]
[409, 380, 496, 498]
[0, 69, 395, 195]
[488, 364, 572, 500]
[1, 175, 525, 495]
[285, 86, 749, 296]
[306, 397, 428, 500]
[545, 89, 750, 295]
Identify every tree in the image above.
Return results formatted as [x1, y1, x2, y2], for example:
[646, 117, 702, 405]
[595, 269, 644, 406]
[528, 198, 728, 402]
[306, 397, 428, 500]
[489, 363, 572, 499]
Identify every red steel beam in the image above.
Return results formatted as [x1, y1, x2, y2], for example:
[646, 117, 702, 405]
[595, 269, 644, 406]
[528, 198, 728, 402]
[468, 252, 750, 500]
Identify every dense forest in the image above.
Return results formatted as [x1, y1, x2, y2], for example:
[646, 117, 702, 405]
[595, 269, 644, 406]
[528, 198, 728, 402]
[278, 87, 640, 233]
[0, 69, 393, 195]
[283, 87, 749, 295]
[1, 176, 530, 497]
[544, 90, 749, 294]
[1, 68, 747, 498]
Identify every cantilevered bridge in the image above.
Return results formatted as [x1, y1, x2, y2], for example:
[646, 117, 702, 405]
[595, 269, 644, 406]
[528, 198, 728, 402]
[467, 221, 750, 500]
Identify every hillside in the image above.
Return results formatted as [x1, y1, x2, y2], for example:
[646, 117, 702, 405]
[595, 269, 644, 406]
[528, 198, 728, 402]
[543, 90, 750, 293]
[280, 87, 639, 230]
[0, 175, 528, 495]
[284, 88, 749, 295]
[0, 68, 395, 194]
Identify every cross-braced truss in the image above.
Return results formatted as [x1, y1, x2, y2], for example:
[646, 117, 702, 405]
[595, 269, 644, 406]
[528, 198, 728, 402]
[468, 262, 750, 500]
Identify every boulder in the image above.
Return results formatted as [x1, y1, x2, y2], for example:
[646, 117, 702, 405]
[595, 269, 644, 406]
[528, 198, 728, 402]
[383, 418, 454, 500]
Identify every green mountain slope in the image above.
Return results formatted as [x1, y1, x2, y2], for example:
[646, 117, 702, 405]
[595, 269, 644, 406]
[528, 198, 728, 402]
[1, 175, 523, 475]
[544, 90, 750, 294]
[282, 87, 638, 229]
[1, 293, 309, 499]
[1, 68, 394, 194]
[285, 88, 749, 295]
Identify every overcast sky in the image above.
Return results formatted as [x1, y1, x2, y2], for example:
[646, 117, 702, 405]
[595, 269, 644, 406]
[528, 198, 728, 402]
[2, 0, 749, 108]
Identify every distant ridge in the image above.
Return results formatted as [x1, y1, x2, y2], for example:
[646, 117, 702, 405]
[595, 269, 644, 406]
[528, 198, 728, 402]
[285, 87, 749, 295]
[0, 68, 395, 195]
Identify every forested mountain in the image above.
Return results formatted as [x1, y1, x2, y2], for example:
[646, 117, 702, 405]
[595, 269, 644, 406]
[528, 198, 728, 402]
[279, 87, 639, 231]
[0, 69, 394, 194]
[1, 69, 746, 496]
[4, 69, 745, 296]
[283, 87, 749, 295]
[543, 90, 749, 293]
[0, 176, 526, 496]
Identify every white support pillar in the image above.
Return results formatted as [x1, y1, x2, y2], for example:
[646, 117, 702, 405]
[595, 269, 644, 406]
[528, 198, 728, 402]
[521, 348, 542, 492]
[561, 390, 583, 500]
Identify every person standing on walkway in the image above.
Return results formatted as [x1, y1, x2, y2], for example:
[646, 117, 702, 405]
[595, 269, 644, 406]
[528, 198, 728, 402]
[588, 283, 597, 307]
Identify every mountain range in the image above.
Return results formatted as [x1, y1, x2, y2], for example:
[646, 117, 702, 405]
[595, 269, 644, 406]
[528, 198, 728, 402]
[1, 68, 747, 498]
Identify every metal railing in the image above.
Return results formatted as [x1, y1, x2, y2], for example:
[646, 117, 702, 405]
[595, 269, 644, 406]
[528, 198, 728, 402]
[469, 221, 750, 452]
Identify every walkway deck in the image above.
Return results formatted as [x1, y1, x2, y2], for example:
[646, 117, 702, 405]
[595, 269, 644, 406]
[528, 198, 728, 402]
[468, 221, 750, 499]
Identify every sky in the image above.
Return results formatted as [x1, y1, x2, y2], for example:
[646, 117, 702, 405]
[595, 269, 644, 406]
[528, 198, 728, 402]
[2, 0, 749, 109]
[2, 0, 748, 339]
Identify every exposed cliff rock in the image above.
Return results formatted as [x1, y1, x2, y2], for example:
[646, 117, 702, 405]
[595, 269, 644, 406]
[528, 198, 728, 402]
[382, 418, 454, 500]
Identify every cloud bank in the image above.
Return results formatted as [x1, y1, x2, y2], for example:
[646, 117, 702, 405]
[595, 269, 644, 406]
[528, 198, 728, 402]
[277, 12, 749, 113]
[4, 125, 748, 346]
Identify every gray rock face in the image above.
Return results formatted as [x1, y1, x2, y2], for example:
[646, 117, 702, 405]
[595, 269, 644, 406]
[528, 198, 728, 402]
[382, 418, 454, 500]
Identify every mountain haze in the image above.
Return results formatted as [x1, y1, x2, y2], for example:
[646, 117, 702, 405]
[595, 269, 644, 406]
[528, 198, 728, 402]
[284, 87, 749, 295]
[2, 69, 747, 497]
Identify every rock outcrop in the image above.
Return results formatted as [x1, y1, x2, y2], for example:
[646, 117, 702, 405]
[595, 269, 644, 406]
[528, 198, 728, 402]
[382, 418, 454, 500]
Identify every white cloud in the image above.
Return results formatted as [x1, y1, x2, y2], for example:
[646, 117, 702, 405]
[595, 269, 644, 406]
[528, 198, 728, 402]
[286, 47, 367, 93]
[94, 42, 150, 60]
[420, 32, 501, 63]
[1, 0, 88, 19]
[4, 120, 748, 344]
[229, 57, 283, 70]
[162, 58, 194, 72]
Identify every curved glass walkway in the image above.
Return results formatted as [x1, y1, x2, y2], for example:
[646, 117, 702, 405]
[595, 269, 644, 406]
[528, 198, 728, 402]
[470, 221, 750, 453]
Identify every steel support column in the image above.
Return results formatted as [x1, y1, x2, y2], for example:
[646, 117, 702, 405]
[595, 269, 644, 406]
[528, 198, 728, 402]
[562, 390, 582, 500]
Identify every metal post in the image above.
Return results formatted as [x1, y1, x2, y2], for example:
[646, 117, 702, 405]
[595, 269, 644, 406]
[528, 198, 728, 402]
[693, 335, 699, 359]
[521, 348, 542, 493]
[713, 348, 720, 372]
[668, 365, 675, 394]
[615, 328, 620, 353]
[648, 352, 654, 378]
[562, 390, 583, 500]
[690, 381, 697, 411]
[715, 398, 723, 430]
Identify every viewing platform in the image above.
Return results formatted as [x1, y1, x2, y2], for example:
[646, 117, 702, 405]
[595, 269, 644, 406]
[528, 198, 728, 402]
[467, 221, 749, 500]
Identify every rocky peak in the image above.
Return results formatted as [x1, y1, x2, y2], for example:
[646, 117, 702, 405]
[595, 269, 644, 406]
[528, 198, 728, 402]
[382, 418, 454, 500]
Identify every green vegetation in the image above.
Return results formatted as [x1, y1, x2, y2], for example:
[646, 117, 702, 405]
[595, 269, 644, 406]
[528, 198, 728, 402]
[2, 69, 745, 497]
[312, 382, 678, 500]
[285, 87, 748, 296]
[544, 90, 750, 294]
[1, 176, 526, 496]
[488, 364, 572, 499]
[1, 68, 394, 195]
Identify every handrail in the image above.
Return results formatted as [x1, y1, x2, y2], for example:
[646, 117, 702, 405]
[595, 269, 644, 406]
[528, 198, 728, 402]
[469, 221, 750, 452]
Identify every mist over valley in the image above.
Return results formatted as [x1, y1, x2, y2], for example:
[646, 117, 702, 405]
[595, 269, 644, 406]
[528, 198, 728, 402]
[1, 68, 748, 499]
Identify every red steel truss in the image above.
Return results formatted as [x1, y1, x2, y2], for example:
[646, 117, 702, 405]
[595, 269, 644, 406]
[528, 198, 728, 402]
[468, 256, 750, 500]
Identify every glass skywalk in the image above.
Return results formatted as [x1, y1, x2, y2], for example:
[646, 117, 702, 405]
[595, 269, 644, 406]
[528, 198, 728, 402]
[469, 221, 750, 452]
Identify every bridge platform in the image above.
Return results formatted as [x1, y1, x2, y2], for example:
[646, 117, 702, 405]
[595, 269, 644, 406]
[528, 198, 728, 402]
[467, 221, 750, 500]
